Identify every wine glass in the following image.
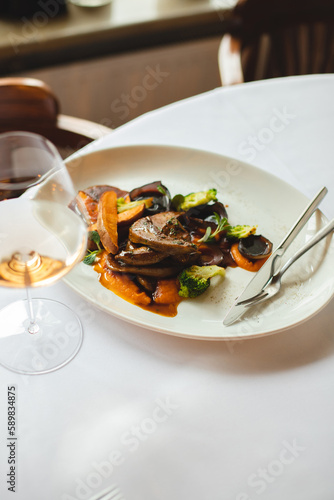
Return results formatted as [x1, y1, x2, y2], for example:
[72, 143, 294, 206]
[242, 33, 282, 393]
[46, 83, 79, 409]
[0, 132, 88, 375]
[69, 0, 112, 6]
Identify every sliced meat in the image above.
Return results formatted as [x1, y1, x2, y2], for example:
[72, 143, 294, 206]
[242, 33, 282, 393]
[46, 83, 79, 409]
[129, 212, 197, 255]
[152, 212, 190, 238]
[115, 246, 167, 266]
[105, 255, 181, 278]
[126, 240, 137, 251]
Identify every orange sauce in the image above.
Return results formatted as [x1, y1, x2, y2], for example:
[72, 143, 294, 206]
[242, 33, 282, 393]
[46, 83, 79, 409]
[94, 252, 182, 317]
[92, 242, 271, 316]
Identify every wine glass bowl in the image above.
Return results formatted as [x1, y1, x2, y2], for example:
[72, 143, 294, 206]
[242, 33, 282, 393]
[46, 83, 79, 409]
[0, 132, 87, 374]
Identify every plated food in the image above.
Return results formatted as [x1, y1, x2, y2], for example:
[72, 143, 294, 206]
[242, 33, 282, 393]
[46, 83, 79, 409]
[64, 145, 334, 339]
[71, 180, 273, 317]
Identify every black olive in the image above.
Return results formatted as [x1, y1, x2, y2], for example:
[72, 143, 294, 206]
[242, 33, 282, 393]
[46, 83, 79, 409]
[185, 201, 228, 221]
[238, 235, 273, 260]
[130, 181, 171, 214]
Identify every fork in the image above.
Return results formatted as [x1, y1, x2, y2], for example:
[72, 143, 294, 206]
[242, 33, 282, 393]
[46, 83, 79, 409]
[240, 217, 334, 307]
[89, 484, 125, 500]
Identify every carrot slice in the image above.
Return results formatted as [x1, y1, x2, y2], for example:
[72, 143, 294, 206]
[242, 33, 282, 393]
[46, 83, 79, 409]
[97, 190, 118, 254]
[101, 270, 152, 307]
[230, 243, 270, 272]
[117, 203, 145, 226]
[153, 278, 181, 305]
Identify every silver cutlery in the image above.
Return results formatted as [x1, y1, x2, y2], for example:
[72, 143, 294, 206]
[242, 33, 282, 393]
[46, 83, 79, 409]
[89, 484, 125, 500]
[235, 217, 334, 307]
[223, 186, 328, 325]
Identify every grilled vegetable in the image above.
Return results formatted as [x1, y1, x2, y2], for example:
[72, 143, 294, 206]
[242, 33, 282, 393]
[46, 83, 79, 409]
[178, 265, 225, 298]
[97, 190, 118, 254]
[172, 189, 217, 211]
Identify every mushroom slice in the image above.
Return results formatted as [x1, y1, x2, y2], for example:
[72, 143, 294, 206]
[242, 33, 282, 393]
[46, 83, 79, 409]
[130, 181, 171, 214]
[136, 276, 157, 293]
[238, 235, 273, 260]
[105, 255, 181, 278]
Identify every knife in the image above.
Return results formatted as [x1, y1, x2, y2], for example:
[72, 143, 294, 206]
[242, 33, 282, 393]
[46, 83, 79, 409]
[223, 186, 328, 326]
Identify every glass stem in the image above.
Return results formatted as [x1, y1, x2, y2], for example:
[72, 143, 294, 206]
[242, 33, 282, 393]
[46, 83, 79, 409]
[26, 288, 40, 334]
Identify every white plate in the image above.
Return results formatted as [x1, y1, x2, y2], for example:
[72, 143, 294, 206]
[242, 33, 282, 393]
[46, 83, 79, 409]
[64, 145, 334, 340]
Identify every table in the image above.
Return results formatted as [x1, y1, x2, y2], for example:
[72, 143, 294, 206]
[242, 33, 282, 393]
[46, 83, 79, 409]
[1, 74, 334, 500]
[0, 0, 232, 74]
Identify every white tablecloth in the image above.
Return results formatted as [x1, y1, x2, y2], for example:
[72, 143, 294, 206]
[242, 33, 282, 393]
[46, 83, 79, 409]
[0, 75, 334, 500]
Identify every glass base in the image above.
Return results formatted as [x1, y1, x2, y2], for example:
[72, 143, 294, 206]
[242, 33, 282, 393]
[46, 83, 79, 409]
[69, 0, 112, 6]
[0, 298, 83, 375]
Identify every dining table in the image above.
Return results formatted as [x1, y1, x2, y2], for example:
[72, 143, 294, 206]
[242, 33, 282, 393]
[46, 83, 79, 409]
[0, 73, 333, 500]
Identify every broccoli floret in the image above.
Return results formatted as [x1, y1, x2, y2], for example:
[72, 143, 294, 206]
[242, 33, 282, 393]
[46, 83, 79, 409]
[178, 265, 225, 298]
[172, 189, 217, 211]
[227, 225, 257, 239]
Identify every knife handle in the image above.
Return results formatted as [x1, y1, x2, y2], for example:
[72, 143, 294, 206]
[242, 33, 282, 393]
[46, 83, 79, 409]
[278, 186, 328, 252]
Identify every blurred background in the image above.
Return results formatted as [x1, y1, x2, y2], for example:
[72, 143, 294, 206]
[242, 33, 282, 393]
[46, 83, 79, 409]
[0, 0, 333, 129]
[0, 0, 233, 128]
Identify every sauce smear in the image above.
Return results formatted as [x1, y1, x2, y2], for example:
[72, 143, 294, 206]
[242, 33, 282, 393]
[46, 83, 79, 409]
[94, 252, 182, 317]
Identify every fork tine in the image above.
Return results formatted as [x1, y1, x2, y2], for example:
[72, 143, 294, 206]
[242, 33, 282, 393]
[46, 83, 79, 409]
[245, 291, 271, 306]
[245, 293, 270, 307]
[103, 490, 123, 500]
[107, 493, 124, 500]
[89, 485, 123, 500]
[238, 289, 268, 306]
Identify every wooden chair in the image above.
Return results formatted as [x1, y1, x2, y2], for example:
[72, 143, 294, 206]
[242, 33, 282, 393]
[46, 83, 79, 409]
[218, 0, 334, 86]
[0, 77, 112, 158]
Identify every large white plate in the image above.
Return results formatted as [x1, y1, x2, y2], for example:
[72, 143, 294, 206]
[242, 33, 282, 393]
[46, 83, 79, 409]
[64, 145, 334, 340]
